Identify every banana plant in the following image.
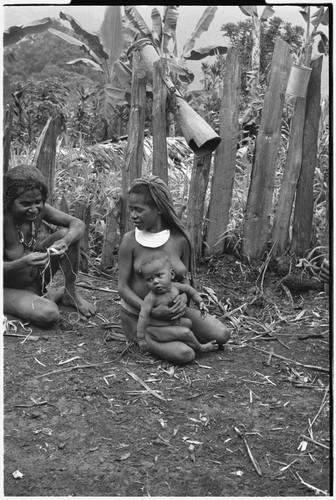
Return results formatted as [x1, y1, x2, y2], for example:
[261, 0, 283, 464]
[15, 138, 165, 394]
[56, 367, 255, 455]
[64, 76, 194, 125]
[298, 5, 329, 65]
[238, 5, 275, 98]
[48, 7, 130, 122]
[4, 17, 55, 46]
[123, 5, 229, 92]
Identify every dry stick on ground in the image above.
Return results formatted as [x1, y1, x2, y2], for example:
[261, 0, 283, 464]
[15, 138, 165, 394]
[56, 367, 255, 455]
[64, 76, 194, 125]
[35, 347, 131, 378]
[296, 472, 328, 496]
[299, 434, 329, 450]
[246, 345, 329, 372]
[234, 427, 262, 476]
[125, 370, 166, 401]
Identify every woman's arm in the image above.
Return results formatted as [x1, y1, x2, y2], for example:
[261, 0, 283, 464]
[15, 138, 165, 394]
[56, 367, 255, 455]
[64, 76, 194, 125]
[4, 252, 49, 276]
[117, 232, 144, 311]
[43, 204, 85, 250]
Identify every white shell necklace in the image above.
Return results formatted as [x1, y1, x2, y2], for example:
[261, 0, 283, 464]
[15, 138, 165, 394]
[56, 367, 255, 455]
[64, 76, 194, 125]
[135, 227, 170, 248]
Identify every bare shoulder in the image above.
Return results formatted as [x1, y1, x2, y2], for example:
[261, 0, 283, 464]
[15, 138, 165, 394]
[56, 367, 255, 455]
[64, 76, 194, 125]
[119, 230, 136, 254]
[169, 228, 189, 247]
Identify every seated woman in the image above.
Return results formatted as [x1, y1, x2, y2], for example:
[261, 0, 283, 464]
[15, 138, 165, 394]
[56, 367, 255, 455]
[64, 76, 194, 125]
[3, 164, 96, 327]
[118, 175, 230, 365]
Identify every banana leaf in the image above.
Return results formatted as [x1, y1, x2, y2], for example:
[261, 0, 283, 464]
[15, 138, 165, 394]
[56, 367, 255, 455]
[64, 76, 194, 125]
[239, 6, 258, 17]
[260, 6, 275, 21]
[162, 6, 179, 54]
[100, 6, 123, 69]
[65, 58, 104, 72]
[181, 6, 217, 56]
[4, 17, 54, 46]
[124, 6, 151, 38]
[112, 60, 132, 89]
[105, 85, 129, 105]
[166, 58, 194, 83]
[183, 44, 229, 61]
[60, 11, 108, 60]
[151, 7, 162, 47]
[48, 28, 102, 65]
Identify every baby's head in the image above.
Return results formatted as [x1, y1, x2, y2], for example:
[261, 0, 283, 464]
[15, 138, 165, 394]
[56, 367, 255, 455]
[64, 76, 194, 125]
[141, 251, 175, 293]
[3, 164, 48, 211]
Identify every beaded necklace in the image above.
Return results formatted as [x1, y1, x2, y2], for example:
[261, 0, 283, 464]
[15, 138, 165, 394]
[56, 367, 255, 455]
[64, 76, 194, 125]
[16, 222, 37, 251]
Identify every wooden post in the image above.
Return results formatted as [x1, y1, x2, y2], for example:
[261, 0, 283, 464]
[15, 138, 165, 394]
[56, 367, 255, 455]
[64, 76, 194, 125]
[73, 201, 91, 274]
[100, 193, 121, 270]
[120, 52, 147, 236]
[152, 59, 168, 184]
[242, 38, 292, 260]
[3, 104, 13, 173]
[272, 97, 306, 255]
[33, 113, 64, 206]
[206, 48, 241, 255]
[186, 153, 212, 260]
[291, 56, 323, 256]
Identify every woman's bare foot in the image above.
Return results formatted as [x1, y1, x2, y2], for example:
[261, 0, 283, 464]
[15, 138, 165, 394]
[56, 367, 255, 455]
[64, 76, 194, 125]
[198, 340, 219, 353]
[61, 291, 96, 317]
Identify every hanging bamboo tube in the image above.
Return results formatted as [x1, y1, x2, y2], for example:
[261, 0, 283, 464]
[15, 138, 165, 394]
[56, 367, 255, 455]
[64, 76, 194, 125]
[127, 38, 221, 157]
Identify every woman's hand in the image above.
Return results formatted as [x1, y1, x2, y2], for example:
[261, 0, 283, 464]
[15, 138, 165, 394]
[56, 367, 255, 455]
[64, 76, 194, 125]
[151, 294, 187, 322]
[49, 239, 68, 256]
[23, 251, 49, 269]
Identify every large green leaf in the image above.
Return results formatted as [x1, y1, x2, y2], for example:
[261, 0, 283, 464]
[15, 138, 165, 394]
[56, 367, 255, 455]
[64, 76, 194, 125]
[65, 58, 104, 72]
[260, 6, 275, 21]
[48, 28, 102, 65]
[166, 57, 194, 83]
[100, 6, 123, 68]
[162, 6, 179, 54]
[112, 60, 132, 89]
[238, 6, 258, 17]
[151, 7, 162, 47]
[124, 6, 151, 38]
[59, 11, 108, 59]
[105, 85, 129, 105]
[320, 8, 329, 26]
[181, 6, 217, 56]
[183, 44, 228, 61]
[4, 17, 54, 46]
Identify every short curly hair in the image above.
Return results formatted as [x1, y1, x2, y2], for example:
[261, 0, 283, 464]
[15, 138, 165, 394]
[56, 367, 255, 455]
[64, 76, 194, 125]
[3, 165, 48, 211]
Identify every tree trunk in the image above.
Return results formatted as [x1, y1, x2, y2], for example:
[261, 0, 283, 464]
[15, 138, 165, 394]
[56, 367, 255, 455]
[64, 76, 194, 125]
[120, 53, 147, 236]
[291, 56, 323, 255]
[272, 97, 306, 255]
[186, 154, 212, 260]
[152, 59, 168, 184]
[3, 104, 13, 173]
[73, 202, 91, 274]
[100, 194, 121, 270]
[250, 14, 261, 98]
[242, 38, 292, 260]
[206, 48, 241, 255]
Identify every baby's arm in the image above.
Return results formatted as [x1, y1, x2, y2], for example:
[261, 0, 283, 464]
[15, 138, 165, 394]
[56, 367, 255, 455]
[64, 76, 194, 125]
[137, 292, 157, 348]
[173, 283, 209, 315]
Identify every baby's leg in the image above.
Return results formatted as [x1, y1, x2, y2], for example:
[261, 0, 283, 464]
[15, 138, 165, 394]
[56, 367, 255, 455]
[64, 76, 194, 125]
[146, 324, 216, 353]
[4, 288, 61, 327]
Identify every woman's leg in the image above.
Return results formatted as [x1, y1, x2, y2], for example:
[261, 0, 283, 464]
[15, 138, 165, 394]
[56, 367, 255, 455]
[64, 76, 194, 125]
[41, 229, 96, 317]
[4, 288, 61, 327]
[184, 307, 230, 346]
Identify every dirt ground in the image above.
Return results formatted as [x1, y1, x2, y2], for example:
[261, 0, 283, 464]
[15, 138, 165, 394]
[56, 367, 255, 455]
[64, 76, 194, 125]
[3, 255, 331, 497]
